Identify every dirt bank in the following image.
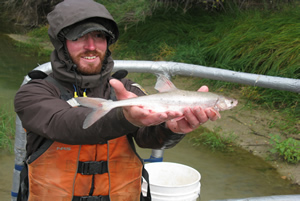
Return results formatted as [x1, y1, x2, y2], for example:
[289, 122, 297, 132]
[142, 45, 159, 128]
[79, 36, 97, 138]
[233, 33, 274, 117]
[8, 34, 53, 51]
[7, 34, 300, 186]
[202, 96, 300, 186]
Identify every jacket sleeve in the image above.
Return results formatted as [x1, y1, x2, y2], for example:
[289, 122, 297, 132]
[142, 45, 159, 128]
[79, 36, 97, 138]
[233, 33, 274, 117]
[14, 79, 139, 145]
[133, 124, 185, 149]
[122, 79, 186, 149]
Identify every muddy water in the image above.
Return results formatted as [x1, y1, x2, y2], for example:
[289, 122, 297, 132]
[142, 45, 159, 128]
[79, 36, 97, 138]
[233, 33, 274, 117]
[137, 136, 300, 201]
[0, 152, 14, 201]
[0, 16, 300, 201]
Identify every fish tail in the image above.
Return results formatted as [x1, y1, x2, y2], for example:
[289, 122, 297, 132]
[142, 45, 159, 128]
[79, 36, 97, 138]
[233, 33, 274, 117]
[75, 97, 114, 129]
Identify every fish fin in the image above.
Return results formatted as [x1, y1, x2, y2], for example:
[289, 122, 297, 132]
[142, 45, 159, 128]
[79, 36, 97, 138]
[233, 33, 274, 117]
[210, 108, 221, 119]
[154, 74, 178, 92]
[83, 108, 111, 129]
[75, 97, 113, 129]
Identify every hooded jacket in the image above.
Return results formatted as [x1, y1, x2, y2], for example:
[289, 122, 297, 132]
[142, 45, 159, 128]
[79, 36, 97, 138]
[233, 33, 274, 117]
[14, 0, 185, 200]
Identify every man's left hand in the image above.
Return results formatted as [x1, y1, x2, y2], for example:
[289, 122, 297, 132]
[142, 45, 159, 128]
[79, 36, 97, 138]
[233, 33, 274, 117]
[165, 86, 219, 134]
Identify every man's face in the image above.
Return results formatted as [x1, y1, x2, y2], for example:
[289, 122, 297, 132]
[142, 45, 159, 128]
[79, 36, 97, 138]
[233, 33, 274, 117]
[66, 31, 108, 75]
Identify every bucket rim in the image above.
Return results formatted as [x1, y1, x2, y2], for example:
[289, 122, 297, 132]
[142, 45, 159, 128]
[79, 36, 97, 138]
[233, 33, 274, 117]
[144, 162, 201, 188]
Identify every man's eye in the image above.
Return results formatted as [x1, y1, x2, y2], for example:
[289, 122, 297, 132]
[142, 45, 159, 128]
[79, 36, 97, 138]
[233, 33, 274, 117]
[96, 33, 105, 38]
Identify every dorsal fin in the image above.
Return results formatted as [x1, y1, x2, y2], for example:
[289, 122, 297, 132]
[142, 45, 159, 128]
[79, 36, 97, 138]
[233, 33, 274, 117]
[154, 75, 178, 92]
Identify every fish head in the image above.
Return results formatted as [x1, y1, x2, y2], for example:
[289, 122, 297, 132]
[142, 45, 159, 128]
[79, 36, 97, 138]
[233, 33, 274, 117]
[215, 97, 238, 111]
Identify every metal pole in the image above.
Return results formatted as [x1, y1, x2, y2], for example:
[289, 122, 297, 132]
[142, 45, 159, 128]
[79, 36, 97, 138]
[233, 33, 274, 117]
[113, 60, 300, 93]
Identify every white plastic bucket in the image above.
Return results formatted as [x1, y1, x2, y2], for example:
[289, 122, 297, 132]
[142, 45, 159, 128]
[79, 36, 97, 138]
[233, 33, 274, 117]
[142, 162, 201, 201]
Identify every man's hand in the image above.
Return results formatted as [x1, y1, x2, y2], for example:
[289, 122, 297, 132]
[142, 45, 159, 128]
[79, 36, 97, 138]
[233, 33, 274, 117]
[166, 86, 219, 134]
[110, 79, 182, 127]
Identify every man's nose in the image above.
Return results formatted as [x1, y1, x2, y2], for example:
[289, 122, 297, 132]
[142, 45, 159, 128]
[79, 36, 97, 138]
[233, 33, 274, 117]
[84, 35, 96, 50]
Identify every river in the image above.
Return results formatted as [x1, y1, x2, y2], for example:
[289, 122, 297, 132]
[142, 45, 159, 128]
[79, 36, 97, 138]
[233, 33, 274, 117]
[0, 15, 299, 201]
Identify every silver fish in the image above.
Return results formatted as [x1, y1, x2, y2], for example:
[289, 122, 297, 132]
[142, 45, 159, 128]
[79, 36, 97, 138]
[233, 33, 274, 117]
[75, 75, 238, 129]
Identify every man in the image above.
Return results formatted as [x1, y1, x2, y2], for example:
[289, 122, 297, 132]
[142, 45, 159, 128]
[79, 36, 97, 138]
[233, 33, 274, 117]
[14, 0, 218, 200]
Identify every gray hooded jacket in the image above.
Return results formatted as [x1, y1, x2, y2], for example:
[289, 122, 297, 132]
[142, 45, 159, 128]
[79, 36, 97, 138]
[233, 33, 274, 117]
[14, 0, 184, 156]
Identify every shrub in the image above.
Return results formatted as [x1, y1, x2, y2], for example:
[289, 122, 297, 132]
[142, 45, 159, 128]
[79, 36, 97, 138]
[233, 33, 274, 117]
[269, 134, 300, 164]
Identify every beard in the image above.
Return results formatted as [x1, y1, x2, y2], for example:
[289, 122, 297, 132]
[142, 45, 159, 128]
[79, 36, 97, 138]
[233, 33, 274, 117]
[71, 50, 107, 75]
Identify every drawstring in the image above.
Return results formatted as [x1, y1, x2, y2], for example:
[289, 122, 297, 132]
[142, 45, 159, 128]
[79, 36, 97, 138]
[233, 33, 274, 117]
[73, 84, 87, 98]
[83, 89, 87, 97]
[71, 64, 87, 98]
[73, 84, 78, 98]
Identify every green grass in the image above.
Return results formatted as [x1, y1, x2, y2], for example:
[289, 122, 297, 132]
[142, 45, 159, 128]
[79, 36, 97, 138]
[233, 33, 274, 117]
[115, 6, 300, 80]
[190, 126, 237, 152]
[27, 25, 49, 41]
[113, 4, 299, 116]
[269, 134, 300, 164]
[13, 37, 52, 59]
[0, 104, 15, 152]
[96, 0, 152, 26]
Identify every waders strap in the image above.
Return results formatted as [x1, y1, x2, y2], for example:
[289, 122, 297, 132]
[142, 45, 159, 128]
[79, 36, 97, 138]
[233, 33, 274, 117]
[77, 161, 108, 175]
[140, 166, 151, 201]
[44, 76, 73, 101]
[17, 163, 28, 201]
[27, 139, 54, 164]
[72, 195, 110, 201]
[28, 70, 73, 101]
[17, 139, 54, 201]
[126, 136, 152, 201]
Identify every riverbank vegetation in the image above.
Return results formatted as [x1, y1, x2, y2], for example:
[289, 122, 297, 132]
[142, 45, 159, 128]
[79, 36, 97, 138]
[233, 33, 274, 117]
[2, 0, 299, 164]
[0, 104, 14, 152]
[270, 134, 300, 164]
[191, 126, 237, 152]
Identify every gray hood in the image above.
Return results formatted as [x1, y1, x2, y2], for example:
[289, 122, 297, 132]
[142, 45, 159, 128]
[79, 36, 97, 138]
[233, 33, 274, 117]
[47, 0, 119, 88]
